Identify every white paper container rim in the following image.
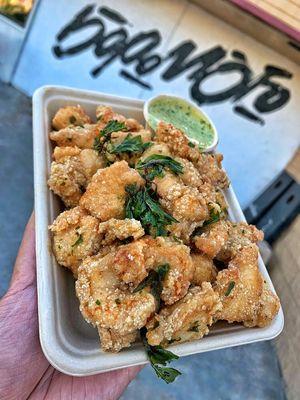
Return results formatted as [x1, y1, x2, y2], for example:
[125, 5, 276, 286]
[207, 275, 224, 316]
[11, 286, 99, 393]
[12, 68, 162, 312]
[33, 85, 284, 377]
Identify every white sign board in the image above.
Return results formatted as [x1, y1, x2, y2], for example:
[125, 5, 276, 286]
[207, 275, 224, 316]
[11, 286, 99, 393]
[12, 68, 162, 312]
[12, 0, 300, 207]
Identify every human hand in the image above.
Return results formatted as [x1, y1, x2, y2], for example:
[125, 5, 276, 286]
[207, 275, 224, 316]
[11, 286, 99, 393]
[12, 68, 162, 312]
[0, 214, 142, 400]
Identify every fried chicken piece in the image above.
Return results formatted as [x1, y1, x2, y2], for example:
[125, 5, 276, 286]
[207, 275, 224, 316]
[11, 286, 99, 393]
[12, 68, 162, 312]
[97, 326, 138, 352]
[48, 146, 105, 207]
[98, 218, 144, 245]
[105, 130, 153, 165]
[49, 206, 101, 276]
[156, 122, 229, 188]
[140, 142, 171, 159]
[50, 124, 101, 149]
[215, 245, 279, 327]
[155, 172, 209, 225]
[146, 282, 222, 346]
[96, 105, 143, 131]
[194, 220, 230, 258]
[216, 222, 264, 262]
[254, 282, 280, 328]
[195, 153, 229, 189]
[76, 252, 156, 352]
[80, 160, 144, 221]
[113, 236, 195, 305]
[52, 105, 91, 130]
[191, 253, 217, 285]
[111, 129, 152, 145]
[156, 121, 200, 162]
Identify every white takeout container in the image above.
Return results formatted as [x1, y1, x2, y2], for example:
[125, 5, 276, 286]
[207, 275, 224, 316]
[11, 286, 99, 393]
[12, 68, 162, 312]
[33, 85, 284, 377]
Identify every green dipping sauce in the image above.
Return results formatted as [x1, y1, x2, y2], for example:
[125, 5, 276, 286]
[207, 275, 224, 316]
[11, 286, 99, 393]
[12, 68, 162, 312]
[148, 97, 215, 148]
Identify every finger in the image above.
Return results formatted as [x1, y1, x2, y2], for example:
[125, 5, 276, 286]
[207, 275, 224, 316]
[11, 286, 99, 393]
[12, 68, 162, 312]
[9, 212, 36, 293]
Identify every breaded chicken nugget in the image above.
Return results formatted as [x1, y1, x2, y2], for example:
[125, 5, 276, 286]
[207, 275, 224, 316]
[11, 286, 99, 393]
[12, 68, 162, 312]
[156, 122, 229, 188]
[146, 282, 222, 346]
[49, 206, 101, 275]
[191, 252, 218, 285]
[96, 105, 143, 131]
[113, 236, 195, 305]
[50, 124, 102, 149]
[215, 245, 279, 327]
[48, 146, 105, 207]
[156, 121, 200, 162]
[216, 222, 264, 262]
[195, 153, 229, 189]
[155, 172, 209, 225]
[98, 218, 144, 245]
[76, 252, 156, 351]
[80, 160, 144, 221]
[52, 105, 91, 130]
[194, 220, 230, 258]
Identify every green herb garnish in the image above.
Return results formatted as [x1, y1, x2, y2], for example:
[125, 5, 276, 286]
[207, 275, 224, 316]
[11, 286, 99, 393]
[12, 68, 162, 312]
[125, 184, 177, 237]
[93, 120, 128, 153]
[71, 233, 83, 247]
[140, 328, 181, 384]
[136, 154, 183, 181]
[188, 321, 199, 332]
[225, 281, 235, 296]
[188, 141, 195, 148]
[69, 115, 76, 124]
[203, 205, 221, 226]
[108, 134, 152, 155]
[133, 264, 170, 306]
[95, 299, 101, 306]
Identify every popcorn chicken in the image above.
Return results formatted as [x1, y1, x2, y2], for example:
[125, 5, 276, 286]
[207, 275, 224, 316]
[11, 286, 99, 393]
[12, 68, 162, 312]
[194, 220, 230, 258]
[48, 146, 105, 207]
[215, 245, 279, 327]
[146, 282, 222, 346]
[76, 251, 156, 352]
[156, 122, 229, 188]
[191, 252, 218, 285]
[216, 222, 264, 262]
[49, 207, 101, 276]
[98, 218, 144, 245]
[80, 160, 144, 221]
[96, 105, 143, 131]
[52, 105, 91, 130]
[113, 236, 195, 305]
[50, 124, 101, 149]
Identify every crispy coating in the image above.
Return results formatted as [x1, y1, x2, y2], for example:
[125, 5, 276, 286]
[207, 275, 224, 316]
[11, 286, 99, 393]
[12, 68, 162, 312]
[111, 129, 152, 144]
[98, 218, 144, 245]
[50, 124, 101, 149]
[96, 105, 143, 131]
[156, 121, 200, 162]
[113, 236, 195, 305]
[146, 282, 222, 346]
[49, 206, 101, 275]
[194, 220, 230, 258]
[155, 172, 209, 224]
[195, 153, 229, 189]
[191, 253, 217, 285]
[140, 142, 171, 160]
[76, 252, 156, 351]
[156, 122, 229, 188]
[48, 146, 105, 207]
[216, 222, 264, 262]
[215, 245, 279, 327]
[80, 160, 144, 220]
[97, 326, 138, 352]
[52, 105, 91, 130]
